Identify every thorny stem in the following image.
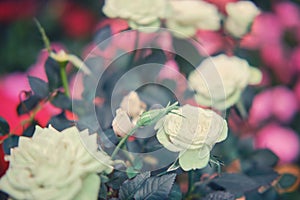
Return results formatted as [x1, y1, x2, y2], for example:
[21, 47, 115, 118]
[59, 62, 70, 97]
[187, 170, 195, 196]
[34, 18, 51, 53]
[111, 126, 139, 159]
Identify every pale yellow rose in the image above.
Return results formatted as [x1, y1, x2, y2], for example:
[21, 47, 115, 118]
[155, 104, 228, 171]
[188, 54, 262, 110]
[166, 0, 221, 38]
[225, 1, 260, 37]
[0, 125, 112, 200]
[103, 0, 169, 31]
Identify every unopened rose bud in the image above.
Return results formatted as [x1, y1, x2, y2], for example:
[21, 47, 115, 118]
[112, 109, 134, 137]
[137, 102, 179, 127]
[120, 91, 146, 118]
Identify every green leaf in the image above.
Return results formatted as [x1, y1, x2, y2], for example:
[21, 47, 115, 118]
[119, 172, 151, 200]
[134, 173, 176, 200]
[209, 173, 260, 196]
[126, 167, 139, 179]
[168, 184, 182, 200]
[48, 112, 74, 131]
[2, 135, 19, 155]
[51, 91, 72, 110]
[28, 76, 49, 99]
[45, 57, 62, 91]
[17, 95, 40, 115]
[278, 174, 298, 190]
[0, 117, 10, 136]
[107, 171, 128, 190]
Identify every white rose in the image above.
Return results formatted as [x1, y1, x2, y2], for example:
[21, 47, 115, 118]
[225, 1, 260, 37]
[103, 0, 169, 31]
[120, 91, 146, 119]
[155, 104, 228, 171]
[0, 125, 113, 200]
[166, 0, 221, 38]
[188, 54, 262, 110]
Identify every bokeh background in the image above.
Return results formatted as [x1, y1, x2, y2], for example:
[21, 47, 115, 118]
[1, 0, 300, 199]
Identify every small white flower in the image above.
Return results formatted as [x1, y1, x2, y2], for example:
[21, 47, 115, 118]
[188, 54, 262, 110]
[112, 109, 134, 137]
[155, 104, 228, 171]
[0, 125, 112, 200]
[120, 91, 146, 119]
[166, 0, 221, 38]
[225, 1, 260, 38]
[103, 0, 169, 31]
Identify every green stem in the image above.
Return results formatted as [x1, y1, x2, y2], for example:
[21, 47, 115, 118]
[127, 30, 140, 68]
[187, 170, 194, 196]
[236, 99, 247, 119]
[59, 62, 70, 97]
[111, 126, 139, 159]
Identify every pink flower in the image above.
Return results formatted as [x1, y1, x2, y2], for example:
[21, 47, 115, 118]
[195, 30, 224, 55]
[255, 123, 300, 164]
[248, 90, 272, 126]
[274, 2, 300, 28]
[249, 86, 298, 126]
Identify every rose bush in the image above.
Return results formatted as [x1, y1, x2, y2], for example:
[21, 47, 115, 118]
[0, 125, 112, 200]
[154, 104, 228, 171]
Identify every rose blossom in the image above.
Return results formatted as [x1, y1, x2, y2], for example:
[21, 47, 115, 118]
[102, 0, 169, 31]
[255, 123, 300, 164]
[188, 54, 262, 110]
[112, 91, 146, 137]
[112, 109, 134, 137]
[166, 0, 221, 38]
[225, 1, 260, 38]
[120, 91, 146, 119]
[0, 126, 112, 200]
[155, 104, 228, 171]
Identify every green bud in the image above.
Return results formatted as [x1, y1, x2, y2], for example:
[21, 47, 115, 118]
[137, 102, 179, 127]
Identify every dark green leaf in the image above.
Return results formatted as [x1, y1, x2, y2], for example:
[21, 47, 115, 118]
[134, 173, 176, 200]
[119, 172, 151, 200]
[278, 174, 298, 189]
[107, 170, 129, 190]
[209, 173, 260, 196]
[203, 191, 235, 200]
[51, 91, 72, 110]
[98, 180, 108, 200]
[28, 76, 49, 99]
[126, 167, 139, 179]
[2, 135, 19, 155]
[168, 184, 182, 200]
[17, 95, 40, 115]
[246, 168, 278, 186]
[0, 117, 10, 136]
[242, 149, 279, 171]
[22, 123, 36, 137]
[173, 37, 203, 76]
[48, 112, 74, 131]
[45, 57, 62, 91]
